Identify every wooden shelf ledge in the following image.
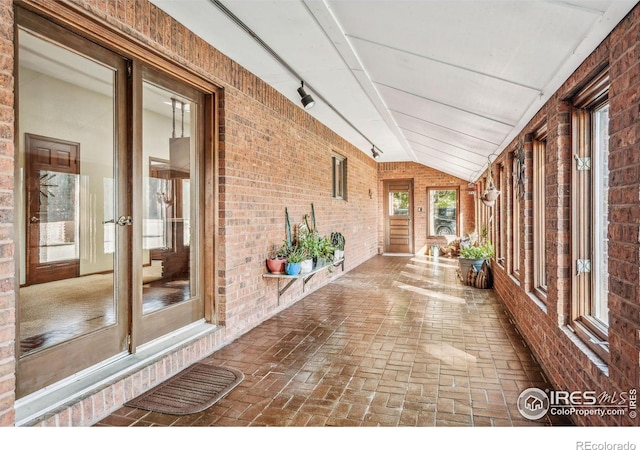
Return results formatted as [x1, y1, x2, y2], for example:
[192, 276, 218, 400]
[263, 258, 345, 304]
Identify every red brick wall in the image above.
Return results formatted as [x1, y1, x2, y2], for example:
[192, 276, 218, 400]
[220, 86, 378, 334]
[377, 162, 475, 253]
[489, 4, 640, 426]
[0, 0, 378, 425]
[607, 6, 640, 406]
[0, 0, 13, 427]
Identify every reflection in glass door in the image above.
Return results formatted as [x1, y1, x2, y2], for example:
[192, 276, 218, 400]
[25, 135, 80, 285]
[17, 21, 129, 397]
[137, 71, 203, 345]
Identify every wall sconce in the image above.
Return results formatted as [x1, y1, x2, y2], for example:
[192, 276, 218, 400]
[297, 81, 315, 110]
[467, 182, 475, 196]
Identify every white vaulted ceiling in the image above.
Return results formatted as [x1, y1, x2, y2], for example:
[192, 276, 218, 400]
[151, 0, 638, 181]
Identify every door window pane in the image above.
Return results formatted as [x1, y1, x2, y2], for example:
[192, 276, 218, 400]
[18, 29, 118, 355]
[142, 81, 196, 315]
[390, 191, 409, 215]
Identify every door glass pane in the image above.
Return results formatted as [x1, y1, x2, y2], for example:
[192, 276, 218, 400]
[429, 190, 457, 235]
[18, 30, 118, 356]
[142, 82, 196, 315]
[389, 191, 409, 215]
[182, 179, 191, 247]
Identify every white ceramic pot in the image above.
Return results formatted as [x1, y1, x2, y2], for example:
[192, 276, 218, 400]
[300, 259, 313, 274]
[483, 187, 500, 202]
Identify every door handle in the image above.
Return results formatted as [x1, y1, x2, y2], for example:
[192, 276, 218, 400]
[30, 216, 39, 223]
[116, 216, 133, 226]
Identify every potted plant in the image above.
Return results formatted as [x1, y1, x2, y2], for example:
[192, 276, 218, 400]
[317, 236, 335, 268]
[266, 242, 289, 274]
[285, 246, 306, 276]
[459, 240, 494, 274]
[331, 232, 345, 262]
[297, 232, 318, 271]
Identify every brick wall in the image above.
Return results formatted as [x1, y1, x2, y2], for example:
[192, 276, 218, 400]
[0, 0, 13, 427]
[0, 0, 378, 425]
[489, 4, 640, 426]
[607, 6, 640, 404]
[220, 86, 378, 335]
[377, 162, 475, 253]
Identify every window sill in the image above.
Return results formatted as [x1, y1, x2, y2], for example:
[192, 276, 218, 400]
[562, 324, 609, 376]
[527, 291, 548, 314]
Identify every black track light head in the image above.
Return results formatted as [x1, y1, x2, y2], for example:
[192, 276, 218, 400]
[297, 81, 315, 110]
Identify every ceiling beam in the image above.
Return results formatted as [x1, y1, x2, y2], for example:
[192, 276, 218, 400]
[347, 35, 543, 93]
[390, 109, 503, 147]
[378, 82, 517, 128]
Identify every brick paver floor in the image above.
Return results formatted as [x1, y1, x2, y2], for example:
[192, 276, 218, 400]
[96, 254, 571, 427]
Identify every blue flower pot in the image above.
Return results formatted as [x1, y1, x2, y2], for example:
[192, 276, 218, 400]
[285, 262, 301, 275]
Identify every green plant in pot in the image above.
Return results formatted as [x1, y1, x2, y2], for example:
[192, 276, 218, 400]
[318, 236, 335, 266]
[459, 240, 494, 273]
[285, 246, 307, 275]
[331, 232, 345, 262]
[296, 219, 322, 273]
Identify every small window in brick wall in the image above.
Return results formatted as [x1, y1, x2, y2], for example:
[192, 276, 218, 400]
[332, 154, 347, 200]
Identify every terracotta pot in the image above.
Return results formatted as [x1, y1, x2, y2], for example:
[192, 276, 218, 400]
[266, 258, 286, 274]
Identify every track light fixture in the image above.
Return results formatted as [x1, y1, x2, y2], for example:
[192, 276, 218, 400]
[212, 2, 379, 154]
[297, 81, 315, 110]
[371, 146, 381, 160]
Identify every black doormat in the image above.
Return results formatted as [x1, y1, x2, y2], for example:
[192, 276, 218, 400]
[125, 363, 244, 415]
